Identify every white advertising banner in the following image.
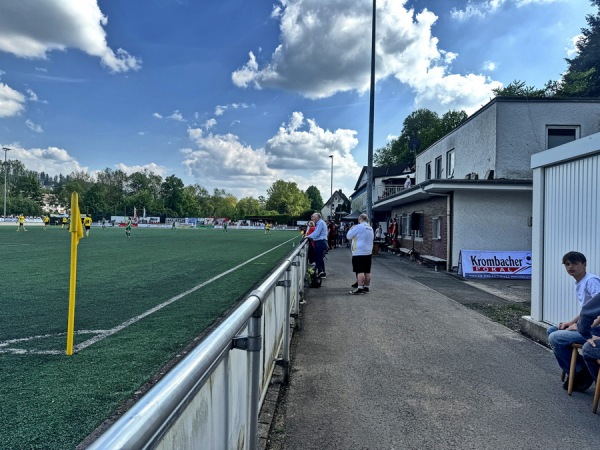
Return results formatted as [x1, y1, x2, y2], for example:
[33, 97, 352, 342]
[459, 250, 532, 279]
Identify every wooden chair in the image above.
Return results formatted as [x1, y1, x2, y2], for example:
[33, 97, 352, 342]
[593, 361, 600, 414]
[566, 343, 583, 395]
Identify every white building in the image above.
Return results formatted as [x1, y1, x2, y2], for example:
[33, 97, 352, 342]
[320, 190, 350, 222]
[372, 97, 600, 270]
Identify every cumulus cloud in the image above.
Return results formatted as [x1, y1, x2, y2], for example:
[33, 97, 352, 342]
[451, 0, 561, 21]
[115, 162, 168, 177]
[215, 103, 250, 116]
[167, 110, 186, 122]
[25, 119, 43, 133]
[183, 111, 362, 198]
[204, 118, 217, 129]
[2, 145, 86, 175]
[567, 34, 582, 58]
[0, 82, 26, 117]
[152, 112, 163, 119]
[0, 1, 141, 73]
[482, 61, 497, 71]
[232, 0, 501, 114]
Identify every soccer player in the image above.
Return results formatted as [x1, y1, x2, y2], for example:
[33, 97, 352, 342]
[265, 222, 271, 234]
[43, 215, 50, 229]
[83, 214, 93, 238]
[223, 220, 228, 232]
[101, 218, 107, 230]
[16, 214, 26, 231]
[62, 216, 68, 229]
[125, 217, 132, 238]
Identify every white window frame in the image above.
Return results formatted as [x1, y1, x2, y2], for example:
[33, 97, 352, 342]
[425, 162, 432, 180]
[446, 150, 455, 179]
[434, 156, 442, 179]
[432, 216, 442, 240]
[546, 125, 579, 149]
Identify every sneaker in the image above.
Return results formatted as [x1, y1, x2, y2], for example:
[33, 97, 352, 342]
[562, 377, 569, 390]
[318, 272, 327, 279]
[351, 282, 358, 288]
[363, 287, 369, 293]
[349, 288, 365, 295]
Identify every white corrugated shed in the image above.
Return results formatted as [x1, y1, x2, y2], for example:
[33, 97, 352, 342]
[531, 133, 600, 325]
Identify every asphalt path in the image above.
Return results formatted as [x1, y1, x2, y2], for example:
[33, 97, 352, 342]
[272, 247, 598, 450]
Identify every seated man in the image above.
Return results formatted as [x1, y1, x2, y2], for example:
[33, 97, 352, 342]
[578, 293, 600, 382]
[547, 251, 600, 392]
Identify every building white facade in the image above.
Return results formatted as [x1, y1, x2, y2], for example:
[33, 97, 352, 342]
[373, 98, 600, 270]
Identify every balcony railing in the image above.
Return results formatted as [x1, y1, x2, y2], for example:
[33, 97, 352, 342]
[375, 184, 408, 202]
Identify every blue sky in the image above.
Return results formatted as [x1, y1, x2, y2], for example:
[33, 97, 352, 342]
[0, 0, 594, 200]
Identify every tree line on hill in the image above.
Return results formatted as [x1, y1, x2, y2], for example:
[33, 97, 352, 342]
[1, 161, 324, 222]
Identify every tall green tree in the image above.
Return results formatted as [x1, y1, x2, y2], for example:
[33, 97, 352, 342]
[305, 185, 323, 211]
[374, 109, 467, 167]
[492, 80, 548, 98]
[265, 180, 310, 216]
[161, 175, 185, 217]
[236, 197, 263, 217]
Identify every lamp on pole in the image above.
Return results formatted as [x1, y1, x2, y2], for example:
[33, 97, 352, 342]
[328, 154, 334, 197]
[2, 147, 10, 218]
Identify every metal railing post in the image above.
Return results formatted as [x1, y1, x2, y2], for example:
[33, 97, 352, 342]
[282, 267, 292, 383]
[247, 301, 262, 450]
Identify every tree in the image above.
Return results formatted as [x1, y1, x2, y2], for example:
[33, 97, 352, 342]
[492, 80, 548, 98]
[374, 109, 467, 167]
[161, 175, 185, 217]
[305, 185, 323, 211]
[236, 197, 263, 217]
[557, 1, 600, 96]
[265, 180, 310, 216]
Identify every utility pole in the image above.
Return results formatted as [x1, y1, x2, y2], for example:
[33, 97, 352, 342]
[2, 147, 11, 218]
[366, 0, 376, 223]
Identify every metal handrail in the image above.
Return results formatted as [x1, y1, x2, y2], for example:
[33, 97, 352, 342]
[88, 239, 308, 449]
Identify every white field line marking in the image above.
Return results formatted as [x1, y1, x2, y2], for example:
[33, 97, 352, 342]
[0, 236, 298, 355]
[73, 236, 298, 352]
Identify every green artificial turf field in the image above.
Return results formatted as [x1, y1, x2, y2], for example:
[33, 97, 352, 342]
[0, 225, 301, 449]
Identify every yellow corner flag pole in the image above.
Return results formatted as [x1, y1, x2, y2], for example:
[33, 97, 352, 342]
[66, 192, 84, 355]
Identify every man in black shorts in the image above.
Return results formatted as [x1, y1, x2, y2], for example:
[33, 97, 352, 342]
[346, 213, 374, 295]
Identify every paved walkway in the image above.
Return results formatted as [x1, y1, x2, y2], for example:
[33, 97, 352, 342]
[271, 247, 598, 449]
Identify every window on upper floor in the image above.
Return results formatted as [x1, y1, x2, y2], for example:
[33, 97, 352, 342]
[547, 126, 579, 149]
[434, 156, 442, 179]
[425, 162, 432, 180]
[446, 150, 455, 179]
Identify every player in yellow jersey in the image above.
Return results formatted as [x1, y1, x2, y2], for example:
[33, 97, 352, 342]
[265, 222, 271, 234]
[43, 215, 50, 229]
[16, 214, 26, 231]
[62, 216, 68, 229]
[83, 214, 93, 238]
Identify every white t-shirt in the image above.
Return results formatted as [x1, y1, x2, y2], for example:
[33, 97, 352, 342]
[575, 272, 600, 307]
[346, 222, 374, 256]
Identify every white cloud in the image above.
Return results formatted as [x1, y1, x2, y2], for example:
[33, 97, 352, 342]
[567, 34, 582, 58]
[232, 0, 501, 114]
[115, 162, 168, 177]
[204, 118, 217, 129]
[152, 112, 163, 119]
[1, 145, 86, 175]
[0, 82, 26, 117]
[25, 119, 43, 133]
[183, 111, 361, 198]
[451, 0, 562, 21]
[215, 102, 249, 116]
[483, 61, 497, 71]
[167, 110, 186, 122]
[0, 1, 141, 73]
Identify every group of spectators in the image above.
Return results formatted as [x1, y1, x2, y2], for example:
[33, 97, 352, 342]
[303, 212, 374, 295]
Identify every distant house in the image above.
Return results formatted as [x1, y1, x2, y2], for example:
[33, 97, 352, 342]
[370, 97, 600, 270]
[349, 163, 413, 218]
[321, 190, 350, 222]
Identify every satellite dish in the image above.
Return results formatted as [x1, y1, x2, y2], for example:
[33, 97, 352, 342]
[409, 137, 420, 151]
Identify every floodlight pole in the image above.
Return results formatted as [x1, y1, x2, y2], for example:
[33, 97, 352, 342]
[2, 147, 10, 218]
[329, 154, 334, 197]
[366, 0, 376, 223]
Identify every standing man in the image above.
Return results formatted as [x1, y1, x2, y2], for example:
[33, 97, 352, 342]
[547, 251, 600, 391]
[305, 213, 328, 279]
[43, 215, 50, 229]
[83, 214, 93, 238]
[102, 218, 107, 230]
[404, 175, 412, 189]
[16, 214, 26, 232]
[346, 214, 374, 295]
[125, 217, 132, 238]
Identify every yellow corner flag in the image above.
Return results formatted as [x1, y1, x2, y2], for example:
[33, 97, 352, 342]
[66, 192, 83, 355]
